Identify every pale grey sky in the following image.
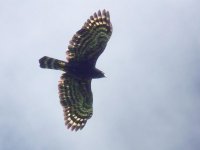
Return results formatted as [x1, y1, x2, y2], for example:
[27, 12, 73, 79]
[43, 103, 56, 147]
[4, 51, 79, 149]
[0, 0, 200, 150]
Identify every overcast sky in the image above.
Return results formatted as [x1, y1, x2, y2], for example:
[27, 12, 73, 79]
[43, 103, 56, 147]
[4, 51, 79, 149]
[0, 0, 200, 150]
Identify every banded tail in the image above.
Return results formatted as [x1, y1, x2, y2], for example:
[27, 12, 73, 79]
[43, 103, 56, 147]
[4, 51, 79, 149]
[39, 56, 67, 71]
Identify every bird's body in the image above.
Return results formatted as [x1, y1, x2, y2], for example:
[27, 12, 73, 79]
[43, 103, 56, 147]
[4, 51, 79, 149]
[39, 10, 112, 131]
[39, 56, 104, 79]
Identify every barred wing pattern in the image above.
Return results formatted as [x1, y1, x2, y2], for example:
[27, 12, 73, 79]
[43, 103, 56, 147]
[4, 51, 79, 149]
[66, 10, 112, 65]
[58, 74, 93, 131]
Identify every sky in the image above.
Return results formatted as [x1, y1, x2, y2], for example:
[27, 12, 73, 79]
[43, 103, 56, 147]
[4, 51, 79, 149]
[0, 0, 200, 150]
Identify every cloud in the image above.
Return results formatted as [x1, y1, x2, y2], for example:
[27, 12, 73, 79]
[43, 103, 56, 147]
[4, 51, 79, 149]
[0, 0, 200, 150]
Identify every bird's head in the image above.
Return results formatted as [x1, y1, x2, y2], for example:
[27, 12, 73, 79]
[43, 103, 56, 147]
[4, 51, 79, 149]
[92, 68, 105, 79]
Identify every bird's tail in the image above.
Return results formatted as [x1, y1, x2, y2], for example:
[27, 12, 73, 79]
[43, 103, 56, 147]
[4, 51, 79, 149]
[39, 56, 67, 71]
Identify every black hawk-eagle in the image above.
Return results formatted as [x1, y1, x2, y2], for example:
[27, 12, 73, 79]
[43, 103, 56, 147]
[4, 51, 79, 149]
[39, 10, 112, 131]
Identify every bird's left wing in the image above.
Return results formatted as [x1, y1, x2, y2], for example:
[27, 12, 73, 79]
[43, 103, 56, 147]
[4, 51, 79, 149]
[66, 10, 112, 65]
[58, 74, 93, 131]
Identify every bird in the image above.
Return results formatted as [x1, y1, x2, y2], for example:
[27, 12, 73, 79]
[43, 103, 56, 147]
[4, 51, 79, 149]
[39, 10, 112, 131]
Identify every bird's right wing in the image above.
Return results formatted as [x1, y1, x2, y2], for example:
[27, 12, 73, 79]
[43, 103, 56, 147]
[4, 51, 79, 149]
[58, 73, 93, 131]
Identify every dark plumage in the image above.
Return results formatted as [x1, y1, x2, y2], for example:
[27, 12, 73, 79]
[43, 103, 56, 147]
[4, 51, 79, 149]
[39, 10, 112, 131]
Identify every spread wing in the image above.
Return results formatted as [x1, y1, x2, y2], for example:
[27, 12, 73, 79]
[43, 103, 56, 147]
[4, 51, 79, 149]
[66, 10, 112, 66]
[58, 73, 93, 131]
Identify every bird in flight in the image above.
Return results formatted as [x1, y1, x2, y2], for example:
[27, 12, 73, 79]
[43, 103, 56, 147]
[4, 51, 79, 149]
[39, 10, 112, 131]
